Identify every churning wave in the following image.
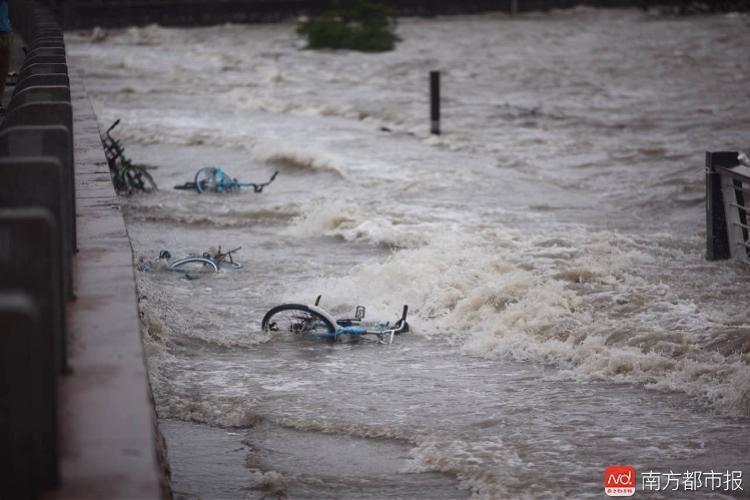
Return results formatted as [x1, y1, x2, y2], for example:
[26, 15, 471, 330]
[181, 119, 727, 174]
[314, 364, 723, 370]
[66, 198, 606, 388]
[124, 203, 297, 227]
[295, 229, 750, 417]
[283, 197, 429, 248]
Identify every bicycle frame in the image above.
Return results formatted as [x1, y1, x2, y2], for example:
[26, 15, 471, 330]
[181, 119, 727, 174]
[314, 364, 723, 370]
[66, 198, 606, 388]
[102, 119, 124, 167]
[174, 167, 278, 194]
[198, 166, 235, 192]
[333, 319, 408, 344]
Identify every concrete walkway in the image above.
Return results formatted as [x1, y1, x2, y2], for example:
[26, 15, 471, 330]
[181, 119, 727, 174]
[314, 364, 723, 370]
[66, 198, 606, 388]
[43, 66, 164, 499]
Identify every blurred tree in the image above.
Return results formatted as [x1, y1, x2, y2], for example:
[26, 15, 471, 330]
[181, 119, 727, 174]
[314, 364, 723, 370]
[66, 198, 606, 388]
[296, 0, 400, 52]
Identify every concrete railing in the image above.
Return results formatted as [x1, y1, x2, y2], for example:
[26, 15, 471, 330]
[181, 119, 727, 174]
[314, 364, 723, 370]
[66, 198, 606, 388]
[705, 151, 750, 264]
[0, 2, 71, 496]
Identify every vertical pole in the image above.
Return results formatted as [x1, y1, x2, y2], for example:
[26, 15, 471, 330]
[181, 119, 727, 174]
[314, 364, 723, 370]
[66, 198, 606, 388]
[705, 151, 737, 260]
[510, 0, 518, 15]
[430, 70, 440, 135]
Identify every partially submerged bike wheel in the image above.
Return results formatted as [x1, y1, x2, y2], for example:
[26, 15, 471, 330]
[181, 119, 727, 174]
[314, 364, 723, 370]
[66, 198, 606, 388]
[168, 256, 219, 273]
[194, 166, 224, 193]
[126, 167, 158, 193]
[261, 304, 337, 338]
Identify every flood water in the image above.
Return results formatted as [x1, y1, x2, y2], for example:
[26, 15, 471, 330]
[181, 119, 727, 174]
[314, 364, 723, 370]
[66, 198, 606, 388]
[67, 7, 750, 498]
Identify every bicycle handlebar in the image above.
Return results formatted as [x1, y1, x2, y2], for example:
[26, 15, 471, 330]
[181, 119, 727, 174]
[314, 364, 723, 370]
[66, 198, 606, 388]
[106, 119, 121, 135]
[238, 170, 279, 193]
[361, 304, 409, 344]
[213, 246, 241, 263]
[221, 246, 241, 258]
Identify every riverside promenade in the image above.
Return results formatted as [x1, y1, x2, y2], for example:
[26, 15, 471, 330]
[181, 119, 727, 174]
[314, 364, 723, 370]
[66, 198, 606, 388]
[0, 2, 164, 496]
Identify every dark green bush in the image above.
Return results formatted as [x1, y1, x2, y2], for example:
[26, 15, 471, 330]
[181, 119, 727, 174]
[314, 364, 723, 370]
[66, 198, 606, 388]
[296, 0, 400, 52]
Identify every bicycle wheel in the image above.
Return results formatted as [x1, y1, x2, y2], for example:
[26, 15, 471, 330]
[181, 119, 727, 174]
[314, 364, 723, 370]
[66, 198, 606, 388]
[168, 257, 219, 273]
[136, 167, 158, 192]
[113, 167, 128, 192]
[194, 166, 219, 193]
[125, 168, 144, 192]
[261, 304, 337, 338]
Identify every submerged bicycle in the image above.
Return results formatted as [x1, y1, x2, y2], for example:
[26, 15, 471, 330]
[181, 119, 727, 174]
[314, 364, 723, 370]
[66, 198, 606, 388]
[158, 246, 243, 273]
[261, 296, 409, 344]
[101, 119, 158, 194]
[174, 166, 278, 194]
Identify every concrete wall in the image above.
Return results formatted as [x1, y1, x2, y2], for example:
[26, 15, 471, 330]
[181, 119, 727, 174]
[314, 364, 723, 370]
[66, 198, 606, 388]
[40, 0, 750, 30]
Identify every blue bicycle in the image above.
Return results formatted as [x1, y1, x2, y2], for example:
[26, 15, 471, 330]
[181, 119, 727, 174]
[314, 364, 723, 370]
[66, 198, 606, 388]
[166, 246, 243, 272]
[174, 166, 278, 194]
[262, 296, 409, 344]
[136, 246, 243, 274]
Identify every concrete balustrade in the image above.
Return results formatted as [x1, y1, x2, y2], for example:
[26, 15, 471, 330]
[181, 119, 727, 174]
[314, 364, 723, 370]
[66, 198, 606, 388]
[0, 210, 60, 494]
[0, 125, 76, 260]
[0, 155, 71, 308]
[0, 291, 42, 496]
[14, 73, 71, 93]
[7, 85, 71, 108]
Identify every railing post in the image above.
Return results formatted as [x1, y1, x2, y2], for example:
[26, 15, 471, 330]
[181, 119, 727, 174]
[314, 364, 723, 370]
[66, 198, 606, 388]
[0, 128, 76, 300]
[430, 70, 440, 135]
[705, 151, 737, 260]
[0, 292, 40, 498]
[0, 209, 61, 491]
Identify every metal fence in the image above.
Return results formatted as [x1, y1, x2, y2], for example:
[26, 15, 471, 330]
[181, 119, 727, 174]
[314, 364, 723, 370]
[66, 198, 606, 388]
[0, 1, 72, 496]
[705, 151, 750, 264]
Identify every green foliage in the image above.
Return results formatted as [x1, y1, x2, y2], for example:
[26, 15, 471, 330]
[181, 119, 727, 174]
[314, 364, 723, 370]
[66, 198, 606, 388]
[296, 0, 400, 52]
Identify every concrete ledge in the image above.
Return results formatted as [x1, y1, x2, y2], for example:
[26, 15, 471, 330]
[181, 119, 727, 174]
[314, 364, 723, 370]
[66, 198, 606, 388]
[45, 66, 162, 499]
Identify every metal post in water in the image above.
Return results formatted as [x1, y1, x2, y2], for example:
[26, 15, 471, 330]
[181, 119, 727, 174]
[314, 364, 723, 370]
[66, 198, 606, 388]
[705, 151, 736, 260]
[430, 71, 440, 135]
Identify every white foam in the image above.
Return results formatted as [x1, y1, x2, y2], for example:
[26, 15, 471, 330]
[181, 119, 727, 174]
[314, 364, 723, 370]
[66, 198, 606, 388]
[221, 87, 359, 119]
[284, 197, 428, 248]
[306, 229, 750, 416]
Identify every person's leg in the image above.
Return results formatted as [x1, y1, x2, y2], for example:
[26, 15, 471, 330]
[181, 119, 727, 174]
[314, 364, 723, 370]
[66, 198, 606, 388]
[0, 32, 14, 104]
